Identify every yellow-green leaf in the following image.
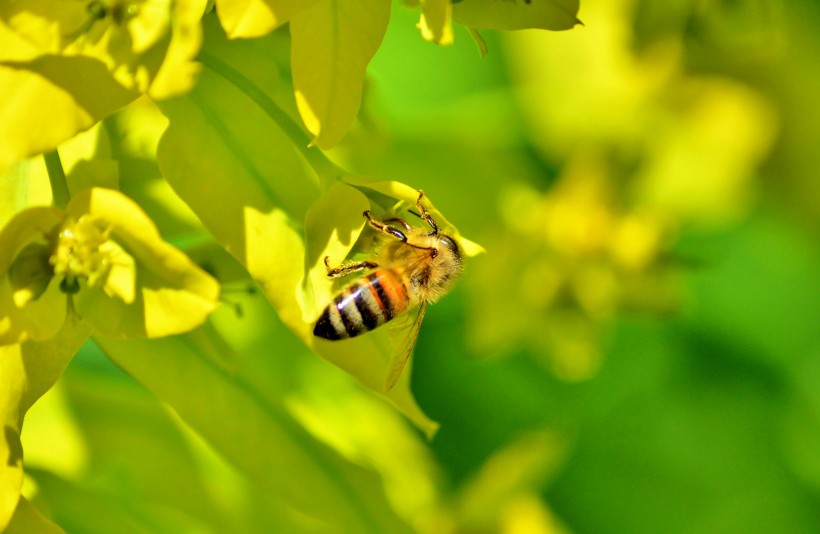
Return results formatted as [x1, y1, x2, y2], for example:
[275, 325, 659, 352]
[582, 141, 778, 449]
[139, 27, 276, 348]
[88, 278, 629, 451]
[215, 0, 320, 38]
[95, 327, 413, 532]
[24, 372, 247, 531]
[0, 316, 89, 531]
[5, 496, 64, 534]
[156, 75, 318, 331]
[290, 0, 391, 149]
[453, 0, 581, 31]
[0, 57, 136, 176]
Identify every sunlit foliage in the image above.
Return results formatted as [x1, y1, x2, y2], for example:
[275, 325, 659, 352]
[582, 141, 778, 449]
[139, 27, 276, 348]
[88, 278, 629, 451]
[2, 0, 819, 532]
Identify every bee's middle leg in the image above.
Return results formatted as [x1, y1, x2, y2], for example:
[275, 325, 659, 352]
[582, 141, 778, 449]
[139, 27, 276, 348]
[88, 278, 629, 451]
[324, 256, 378, 279]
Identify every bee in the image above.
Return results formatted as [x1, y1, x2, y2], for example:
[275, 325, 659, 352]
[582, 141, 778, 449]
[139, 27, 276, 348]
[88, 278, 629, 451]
[313, 190, 463, 390]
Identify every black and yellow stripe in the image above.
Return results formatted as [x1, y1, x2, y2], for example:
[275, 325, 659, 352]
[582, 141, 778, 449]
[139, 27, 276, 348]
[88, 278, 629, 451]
[313, 269, 409, 340]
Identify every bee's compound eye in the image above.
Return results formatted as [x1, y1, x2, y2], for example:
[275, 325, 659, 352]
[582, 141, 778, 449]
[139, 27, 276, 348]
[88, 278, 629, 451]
[439, 235, 460, 256]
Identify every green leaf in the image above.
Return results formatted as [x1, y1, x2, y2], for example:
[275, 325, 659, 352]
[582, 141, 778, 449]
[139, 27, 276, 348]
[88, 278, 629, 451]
[215, 0, 320, 38]
[0, 316, 89, 532]
[209, 291, 445, 526]
[157, 31, 319, 308]
[290, 0, 391, 149]
[94, 327, 413, 533]
[31, 371, 241, 532]
[25, 468, 205, 534]
[0, 57, 136, 175]
[5, 496, 64, 534]
[452, 0, 581, 31]
[156, 55, 319, 330]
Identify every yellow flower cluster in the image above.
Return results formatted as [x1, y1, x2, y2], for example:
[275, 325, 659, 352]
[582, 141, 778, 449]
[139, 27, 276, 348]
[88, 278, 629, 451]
[0, 188, 218, 345]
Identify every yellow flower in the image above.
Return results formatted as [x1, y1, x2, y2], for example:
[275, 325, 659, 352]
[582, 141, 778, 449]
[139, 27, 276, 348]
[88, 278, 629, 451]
[0, 187, 219, 345]
[0, 0, 205, 96]
[0, 0, 206, 174]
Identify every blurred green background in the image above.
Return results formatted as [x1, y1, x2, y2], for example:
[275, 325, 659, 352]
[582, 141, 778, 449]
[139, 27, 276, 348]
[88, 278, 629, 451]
[20, 0, 820, 532]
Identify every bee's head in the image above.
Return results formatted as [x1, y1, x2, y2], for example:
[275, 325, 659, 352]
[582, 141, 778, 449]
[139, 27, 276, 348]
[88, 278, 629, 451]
[437, 233, 461, 261]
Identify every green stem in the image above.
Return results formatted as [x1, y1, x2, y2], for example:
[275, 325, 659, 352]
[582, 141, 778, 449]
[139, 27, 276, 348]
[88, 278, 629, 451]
[44, 150, 70, 209]
[198, 51, 345, 186]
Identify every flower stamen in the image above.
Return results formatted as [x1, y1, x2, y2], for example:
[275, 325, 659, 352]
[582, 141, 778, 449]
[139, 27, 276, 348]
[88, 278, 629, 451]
[50, 216, 115, 294]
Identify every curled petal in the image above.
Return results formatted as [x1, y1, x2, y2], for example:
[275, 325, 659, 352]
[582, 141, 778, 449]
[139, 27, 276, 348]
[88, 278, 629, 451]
[0, 207, 66, 345]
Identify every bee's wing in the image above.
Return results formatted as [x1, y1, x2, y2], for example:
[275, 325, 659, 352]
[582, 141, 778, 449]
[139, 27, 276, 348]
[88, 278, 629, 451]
[384, 301, 428, 392]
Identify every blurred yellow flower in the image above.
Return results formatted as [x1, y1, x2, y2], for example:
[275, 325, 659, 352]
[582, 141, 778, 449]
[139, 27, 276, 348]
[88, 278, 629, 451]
[470, 158, 680, 381]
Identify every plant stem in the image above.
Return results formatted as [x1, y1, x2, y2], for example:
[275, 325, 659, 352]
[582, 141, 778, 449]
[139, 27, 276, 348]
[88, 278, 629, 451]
[198, 51, 345, 187]
[43, 150, 69, 209]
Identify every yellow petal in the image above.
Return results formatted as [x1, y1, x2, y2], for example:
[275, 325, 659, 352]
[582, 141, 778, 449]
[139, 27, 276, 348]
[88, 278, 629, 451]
[7, 243, 52, 307]
[0, 207, 66, 344]
[419, 0, 453, 45]
[147, 0, 208, 99]
[0, 57, 136, 176]
[215, 0, 320, 38]
[65, 188, 219, 338]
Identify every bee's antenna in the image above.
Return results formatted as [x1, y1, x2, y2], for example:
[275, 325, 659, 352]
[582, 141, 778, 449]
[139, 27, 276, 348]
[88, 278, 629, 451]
[408, 209, 422, 219]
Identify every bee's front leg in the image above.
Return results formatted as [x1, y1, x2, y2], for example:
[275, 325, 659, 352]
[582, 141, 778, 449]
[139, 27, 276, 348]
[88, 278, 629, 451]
[382, 217, 412, 231]
[323, 256, 378, 279]
[415, 190, 438, 235]
[363, 211, 410, 242]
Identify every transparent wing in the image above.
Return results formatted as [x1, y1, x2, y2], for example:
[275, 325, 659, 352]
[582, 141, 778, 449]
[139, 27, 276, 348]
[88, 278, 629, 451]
[384, 301, 428, 392]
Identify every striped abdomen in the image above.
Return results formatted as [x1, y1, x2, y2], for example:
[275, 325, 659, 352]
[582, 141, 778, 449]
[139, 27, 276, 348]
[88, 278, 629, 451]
[313, 269, 409, 340]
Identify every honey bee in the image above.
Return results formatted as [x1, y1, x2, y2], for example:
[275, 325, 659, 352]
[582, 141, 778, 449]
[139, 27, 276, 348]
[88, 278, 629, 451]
[313, 190, 463, 390]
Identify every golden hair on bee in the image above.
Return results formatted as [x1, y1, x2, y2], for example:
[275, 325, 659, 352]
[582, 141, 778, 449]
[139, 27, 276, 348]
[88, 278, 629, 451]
[313, 190, 463, 389]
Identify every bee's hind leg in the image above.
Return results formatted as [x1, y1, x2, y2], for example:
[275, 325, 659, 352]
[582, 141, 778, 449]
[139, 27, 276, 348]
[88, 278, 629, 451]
[324, 256, 378, 279]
